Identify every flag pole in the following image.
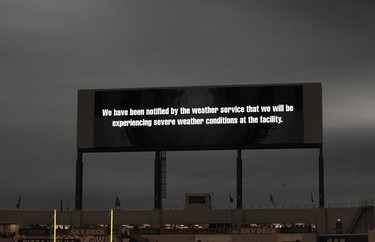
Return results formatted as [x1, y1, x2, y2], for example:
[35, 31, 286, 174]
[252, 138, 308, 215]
[110, 209, 113, 242]
[54, 209, 57, 242]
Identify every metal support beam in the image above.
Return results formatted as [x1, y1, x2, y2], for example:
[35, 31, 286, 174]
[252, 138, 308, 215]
[319, 145, 325, 208]
[154, 151, 165, 210]
[75, 151, 83, 210]
[236, 149, 243, 209]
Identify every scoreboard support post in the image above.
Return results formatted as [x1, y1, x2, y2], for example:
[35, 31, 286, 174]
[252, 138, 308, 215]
[319, 145, 325, 208]
[236, 149, 242, 209]
[154, 151, 164, 210]
[75, 151, 83, 211]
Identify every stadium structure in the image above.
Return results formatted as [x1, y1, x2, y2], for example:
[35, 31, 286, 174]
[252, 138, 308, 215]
[0, 198, 375, 242]
[2, 83, 374, 242]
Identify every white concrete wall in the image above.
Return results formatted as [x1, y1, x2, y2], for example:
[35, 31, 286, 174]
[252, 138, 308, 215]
[369, 229, 375, 242]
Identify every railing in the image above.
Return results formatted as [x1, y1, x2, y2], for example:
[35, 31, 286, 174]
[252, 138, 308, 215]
[129, 226, 316, 236]
[164, 201, 375, 210]
[347, 199, 374, 234]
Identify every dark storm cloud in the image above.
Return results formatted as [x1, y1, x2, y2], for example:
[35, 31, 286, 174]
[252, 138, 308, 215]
[0, 0, 375, 210]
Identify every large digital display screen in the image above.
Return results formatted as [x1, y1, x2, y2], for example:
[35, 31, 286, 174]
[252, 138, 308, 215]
[77, 83, 322, 151]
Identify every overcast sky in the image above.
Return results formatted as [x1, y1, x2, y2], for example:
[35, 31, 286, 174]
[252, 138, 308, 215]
[1, 0, 375, 211]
